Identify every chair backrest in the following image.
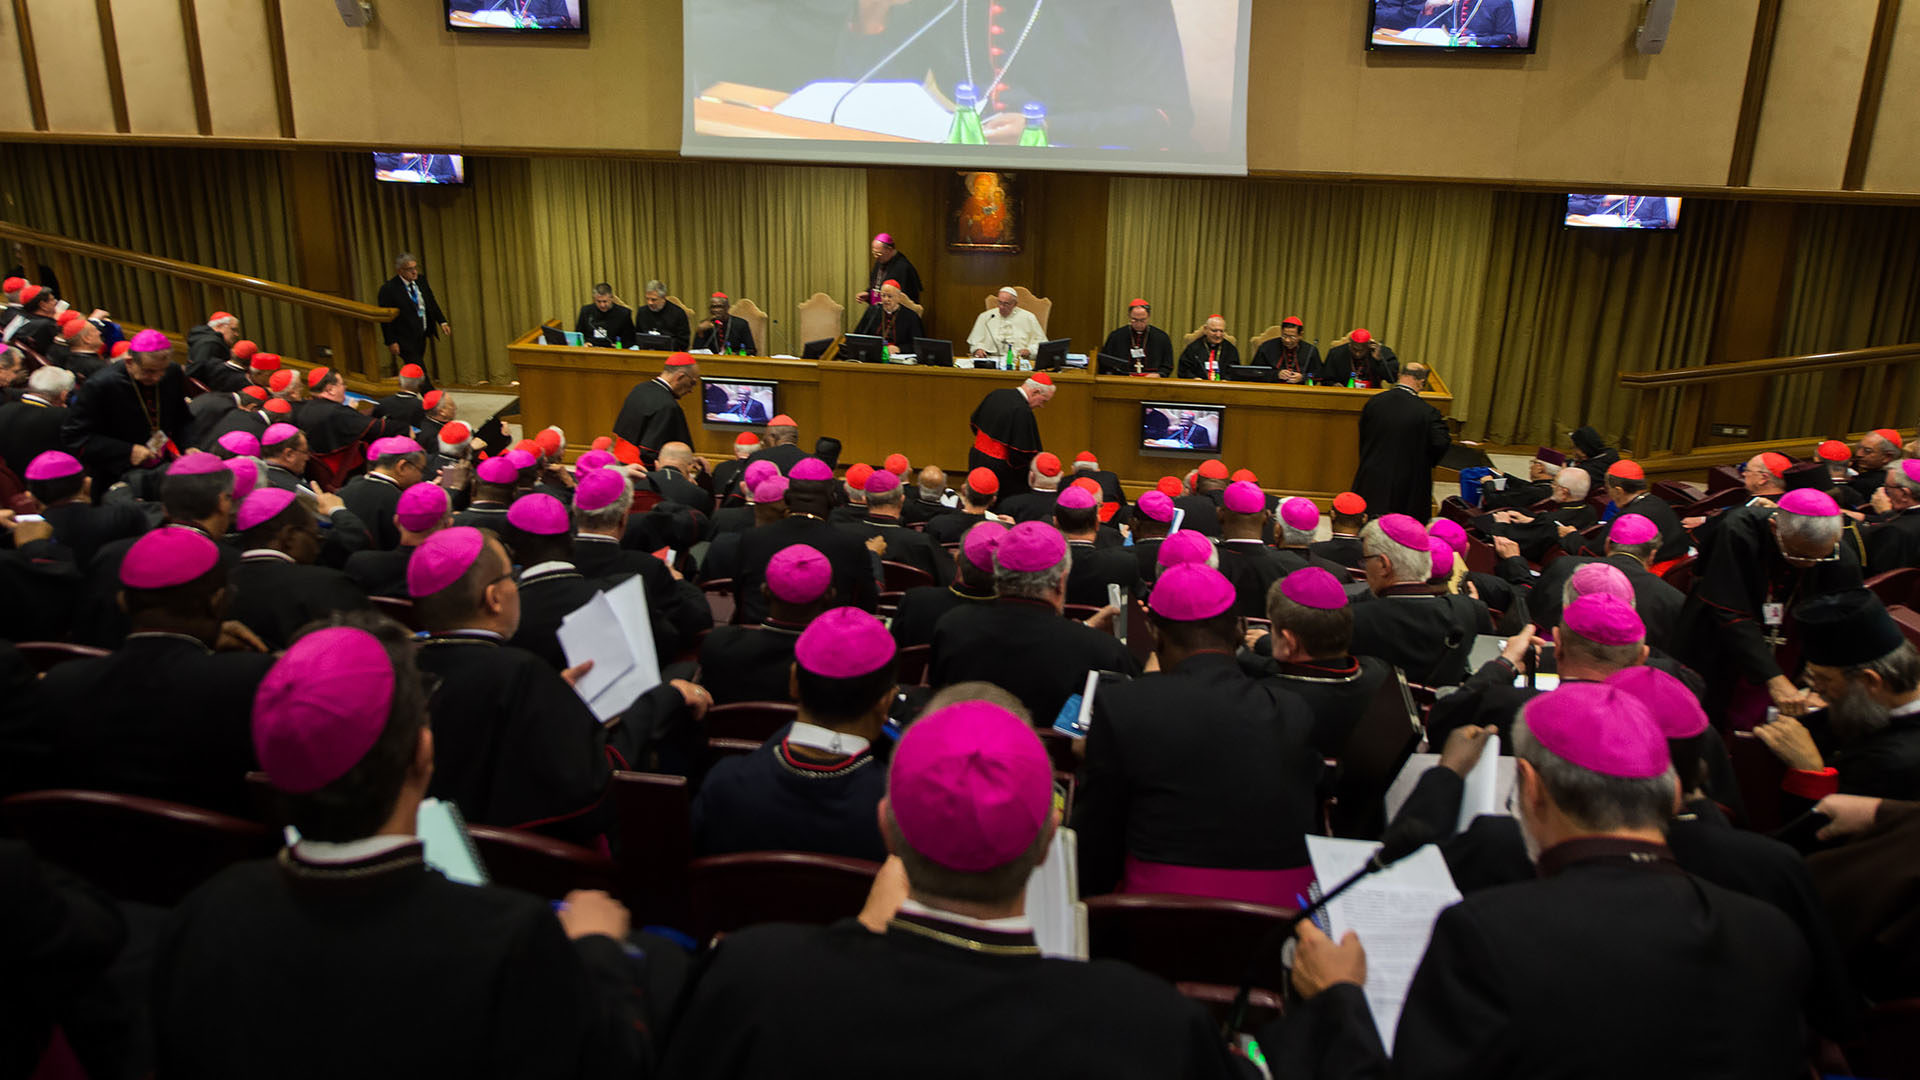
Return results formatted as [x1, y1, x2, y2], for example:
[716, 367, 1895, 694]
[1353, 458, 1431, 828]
[1462, 534, 1497, 574]
[1660, 554, 1699, 593]
[1247, 324, 1288, 351]
[1181, 324, 1239, 347]
[706, 701, 799, 743]
[12, 641, 109, 673]
[881, 560, 935, 592]
[1338, 670, 1424, 790]
[980, 287, 1052, 334]
[730, 298, 769, 356]
[1083, 892, 1296, 995]
[665, 295, 699, 331]
[305, 445, 364, 492]
[1866, 568, 1920, 611]
[896, 643, 931, 686]
[1728, 730, 1787, 833]
[610, 770, 693, 926]
[796, 292, 845, 349]
[369, 596, 424, 632]
[465, 823, 617, 900]
[1, 789, 276, 906]
[687, 850, 880, 941]
[700, 578, 738, 626]
[1889, 604, 1920, 650]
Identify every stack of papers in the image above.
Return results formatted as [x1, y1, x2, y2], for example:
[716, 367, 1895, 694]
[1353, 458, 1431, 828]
[774, 81, 954, 142]
[556, 577, 662, 721]
[1304, 836, 1462, 1051]
[1024, 828, 1087, 960]
[1382, 741, 1513, 830]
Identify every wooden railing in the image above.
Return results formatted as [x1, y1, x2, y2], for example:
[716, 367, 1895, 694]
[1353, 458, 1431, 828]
[1619, 343, 1920, 457]
[0, 221, 396, 381]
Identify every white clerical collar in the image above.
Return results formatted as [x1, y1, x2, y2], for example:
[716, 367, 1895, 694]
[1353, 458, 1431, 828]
[293, 834, 417, 864]
[899, 898, 1031, 934]
[786, 720, 870, 757]
[1890, 697, 1920, 719]
[240, 548, 296, 562]
[575, 532, 619, 545]
[520, 560, 575, 578]
[368, 471, 400, 488]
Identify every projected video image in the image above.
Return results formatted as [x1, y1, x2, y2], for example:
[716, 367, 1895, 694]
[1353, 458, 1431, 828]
[683, 0, 1251, 175]
[447, 1, 585, 31]
[373, 153, 466, 185]
[1565, 194, 1682, 231]
[1141, 403, 1222, 452]
[702, 379, 777, 426]
[1368, 0, 1540, 51]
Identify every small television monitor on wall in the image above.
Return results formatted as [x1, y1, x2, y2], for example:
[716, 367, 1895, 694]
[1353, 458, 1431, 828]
[1564, 194, 1682, 231]
[1141, 402, 1223, 455]
[373, 153, 466, 185]
[1366, 0, 1541, 53]
[447, 1, 586, 32]
[702, 378, 777, 427]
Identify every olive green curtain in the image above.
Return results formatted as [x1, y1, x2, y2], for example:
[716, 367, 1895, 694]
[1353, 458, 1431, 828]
[1768, 203, 1920, 436]
[0, 143, 302, 351]
[334, 156, 869, 383]
[1105, 179, 1739, 448]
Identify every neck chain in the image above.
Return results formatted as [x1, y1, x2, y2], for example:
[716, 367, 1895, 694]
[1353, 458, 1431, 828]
[962, 0, 1045, 113]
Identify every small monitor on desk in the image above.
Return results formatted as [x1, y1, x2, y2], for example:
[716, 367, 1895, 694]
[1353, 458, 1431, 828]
[1141, 401, 1224, 455]
[1096, 353, 1140, 376]
[802, 338, 835, 360]
[912, 338, 955, 367]
[839, 334, 886, 364]
[1032, 338, 1071, 371]
[702, 378, 778, 427]
[1228, 364, 1276, 384]
[538, 326, 568, 346]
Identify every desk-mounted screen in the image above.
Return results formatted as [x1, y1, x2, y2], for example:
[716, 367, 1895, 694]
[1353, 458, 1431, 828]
[1141, 401, 1222, 454]
[682, 0, 1253, 176]
[1367, 0, 1540, 52]
[447, 1, 586, 32]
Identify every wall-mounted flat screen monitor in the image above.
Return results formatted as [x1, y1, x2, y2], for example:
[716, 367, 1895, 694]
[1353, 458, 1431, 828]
[1367, 0, 1540, 52]
[682, 0, 1254, 176]
[1141, 401, 1222, 454]
[373, 153, 466, 185]
[1564, 194, 1682, 230]
[447, 1, 586, 32]
[702, 378, 777, 426]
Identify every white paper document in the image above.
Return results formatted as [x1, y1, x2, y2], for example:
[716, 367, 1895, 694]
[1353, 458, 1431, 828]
[1304, 836, 1462, 1052]
[773, 81, 954, 142]
[1024, 827, 1087, 960]
[557, 577, 662, 721]
[1383, 753, 1516, 829]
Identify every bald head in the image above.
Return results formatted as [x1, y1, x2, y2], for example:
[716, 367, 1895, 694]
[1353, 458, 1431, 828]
[658, 442, 695, 470]
[1400, 362, 1432, 388]
[917, 465, 946, 499]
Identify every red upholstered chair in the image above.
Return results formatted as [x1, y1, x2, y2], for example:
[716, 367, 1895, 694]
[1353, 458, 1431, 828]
[369, 596, 424, 632]
[686, 851, 880, 941]
[1889, 605, 1920, 650]
[700, 579, 738, 626]
[1728, 731, 1787, 833]
[876, 590, 904, 618]
[1462, 535, 1498, 574]
[1704, 463, 1745, 493]
[11, 642, 109, 673]
[895, 643, 931, 686]
[464, 824, 617, 900]
[707, 737, 761, 760]
[1866, 568, 1920, 611]
[1659, 554, 1698, 593]
[611, 770, 693, 927]
[1083, 893, 1297, 1010]
[305, 443, 365, 492]
[1, 789, 276, 906]
[1680, 487, 1752, 517]
[881, 560, 934, 591]
[705, 701, 798, 743]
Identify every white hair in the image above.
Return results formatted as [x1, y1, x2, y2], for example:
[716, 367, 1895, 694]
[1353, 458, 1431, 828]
[209, 314, 237, 330]
[1360, 520, 1430, 584]
[1022, 377, 1053, 398]
[394, 252, 417, 269]
[1554, 467, 1591, 501]
[645, 279, 667, 295]
[28, 366, 74, 396]
[1775, 510, 1843, 551]
[1276, 499, 1315, 546]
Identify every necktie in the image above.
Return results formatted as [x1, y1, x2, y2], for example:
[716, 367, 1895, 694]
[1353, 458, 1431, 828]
[407, 280, 425, 326]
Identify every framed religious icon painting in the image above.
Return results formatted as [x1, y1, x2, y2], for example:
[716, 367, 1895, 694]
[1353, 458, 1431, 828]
[948, 171, 1023, 253]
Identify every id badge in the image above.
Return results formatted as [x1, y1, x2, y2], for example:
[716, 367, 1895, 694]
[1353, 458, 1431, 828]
[1763, 602, 1785, 626]
[1129, 347, 1145, 360]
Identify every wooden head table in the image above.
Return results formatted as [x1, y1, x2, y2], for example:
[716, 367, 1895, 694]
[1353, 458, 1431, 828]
[507, 333, 1452, 504]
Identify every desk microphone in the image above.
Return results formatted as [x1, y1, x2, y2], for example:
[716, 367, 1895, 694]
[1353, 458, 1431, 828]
[1219, 818, 1438, 1043]
[829, 0, 964, 127]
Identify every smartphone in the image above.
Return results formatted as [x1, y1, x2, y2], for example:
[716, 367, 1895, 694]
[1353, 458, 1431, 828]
[1169, 507, 1186, 535]
[13, 514, 45, 524]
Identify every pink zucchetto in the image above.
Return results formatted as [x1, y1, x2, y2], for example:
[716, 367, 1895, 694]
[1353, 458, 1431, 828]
[1221, 481, 1266, 515]
[1280, 566, 1347, 610]
[261, 423, 301, 448]
[1279, 497, 1320, 534]
[506, 493, 569, 536]
[749, 474, 789, 504]
[1428, 518, 1469, 556]
[1055, 484, 1097, 511]
[24, 451, 81, 481]
[476, 457, 519, 485]
[252, 627, 395, 795]
[407, 526, 486, 599]
[1376, 513, 1429, 552]
[504, 449, 538, 472]
[795, 606, 896, 678]
[1606, 665, 1708, 740]
[1428, 536, 1455, 581]
[996, 521, 1067, 573]
[227, 459, 260, 501]
[1149, 564, 1235, 622]
[767, 543, 833, 604]
[888, 701, 1053, 872]
[1157, 530, 1214, 569]
[119, 527, 220, 589]
[368, 436, 424, 463]
[1519, 683, 1669, 780]
[1777, 489, 1840, 518]
[789, 457, 834, 482]
[573, 468, 628, 513]
[236, 487, 298, 532]
[1608, 513, 1659, 546]
[166, 453, 229, 477]
[1568, 562, 1634, 604]
[744, 460, 779, 487]
[216, 431, 261, 459]
[1134, 490, 1176, 523]
[962, 520, 1009, 570]
[395, 483, 451, 533]
[1561, 594, 1646, 646]
[573, 449, 617, 477]
[864, 468, 902, 495]
[129, 328, 170, 353]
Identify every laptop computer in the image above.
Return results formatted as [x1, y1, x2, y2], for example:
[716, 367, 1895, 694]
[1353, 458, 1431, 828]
[539, 326, 568, 346]
[801, 337, 836, 360]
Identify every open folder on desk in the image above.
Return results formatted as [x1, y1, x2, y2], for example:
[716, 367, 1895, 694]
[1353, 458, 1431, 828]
[556, 576, 662, 721]
[1305, 836, 1462, 1052]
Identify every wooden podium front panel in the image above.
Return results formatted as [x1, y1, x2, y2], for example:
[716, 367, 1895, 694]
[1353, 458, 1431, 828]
[507, 337, 1451, 502]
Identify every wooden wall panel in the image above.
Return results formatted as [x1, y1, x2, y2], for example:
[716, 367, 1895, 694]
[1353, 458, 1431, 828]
[1746, 0, 1879, 190]
[196, 0, 281, 138]
[1862, 0, 1920, 191]
[29, 0, 115, 133]
[111, 0, 199, 134]
[0, 2, 35, 133]
[280, 0, 461, 146]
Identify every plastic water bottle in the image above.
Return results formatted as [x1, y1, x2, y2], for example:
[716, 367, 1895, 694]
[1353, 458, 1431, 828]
[883, 342, 894, 363]
[947, 84, 988, 146]
[1006, 343, 1016, 371]
[1019, 102, 1049, 147]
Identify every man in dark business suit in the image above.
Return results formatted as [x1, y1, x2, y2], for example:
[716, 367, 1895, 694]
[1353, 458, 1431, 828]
[375, 253, 449, 380]
[1351, 361, 1449, 522]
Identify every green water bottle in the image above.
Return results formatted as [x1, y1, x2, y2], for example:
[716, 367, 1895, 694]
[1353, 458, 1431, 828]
[883, 342, 894, 363]
[947, 83, 988, 146]
[1019, 102, 1049, 147]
